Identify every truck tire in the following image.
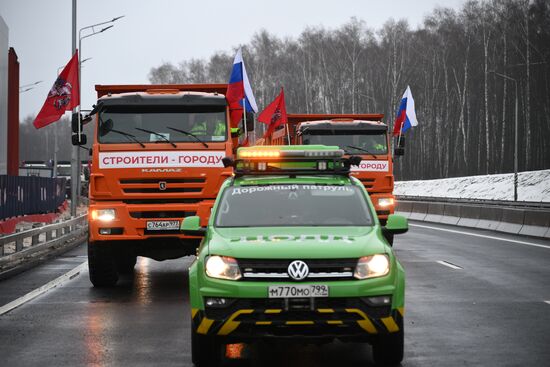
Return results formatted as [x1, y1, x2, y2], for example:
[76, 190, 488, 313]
[88, 241, 118, 287]
[116, 254, 137, 274]
[372, 318, 404, 366]
[191, 328, 221, 366]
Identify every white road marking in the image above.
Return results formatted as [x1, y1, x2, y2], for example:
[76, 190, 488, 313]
[544, 301, 550, 305]
[0, 261, 88, 316]
[436, 260, 463, 270]
[410, 223, 550, 250]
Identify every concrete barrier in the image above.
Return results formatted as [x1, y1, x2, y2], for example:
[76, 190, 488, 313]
[496, 208, 525, 234]
[401, 198, 549, 239]
[474, 207, 503, 231]
[457, 205, 481, 228]
[424, 202, 445, 223]
[441, 203, 461, 225]
[519, 210, 550, 238]
[395, 201, 413, 216]
[409, 202, 428, 221]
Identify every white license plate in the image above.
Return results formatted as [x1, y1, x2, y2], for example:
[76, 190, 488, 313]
[268, 285, 329, 298]
[146, 220, 180, 231]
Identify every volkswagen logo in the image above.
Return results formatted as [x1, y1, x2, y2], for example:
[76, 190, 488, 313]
[159, 181, 167, 191]
[287, 260, 309, 280]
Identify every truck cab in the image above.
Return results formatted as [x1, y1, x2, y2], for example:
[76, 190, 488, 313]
[270, 114, 396, 224]
[86, 84, 236, 286]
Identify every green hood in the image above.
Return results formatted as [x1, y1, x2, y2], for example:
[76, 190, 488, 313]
[207, 226, 387, 259]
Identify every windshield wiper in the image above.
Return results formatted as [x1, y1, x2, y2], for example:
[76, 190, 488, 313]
[109, 129, 146, 148]
[167, 127, 209, 148]
[135, 127, 177, 148]
[346, 145, 377, 159]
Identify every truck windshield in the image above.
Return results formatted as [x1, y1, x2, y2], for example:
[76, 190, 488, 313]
[302, 131, 387, 155]
[215, 184, 373, 227]
[98, 105, 227, 144]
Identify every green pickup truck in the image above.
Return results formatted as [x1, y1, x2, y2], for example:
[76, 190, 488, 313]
[182, 145, 408, 366]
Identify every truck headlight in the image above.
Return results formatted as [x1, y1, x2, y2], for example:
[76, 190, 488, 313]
[205, 256, 242, 280]
[354, 254, 390, 279]
[378, 198, 394, 207]
[91, 209, 116, 222]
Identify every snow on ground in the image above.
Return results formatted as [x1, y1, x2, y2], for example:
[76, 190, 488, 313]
[395, 169, 550, 202]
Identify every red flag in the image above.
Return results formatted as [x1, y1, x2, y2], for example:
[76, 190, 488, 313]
[258, 88, 287, 139]
[33, 51, 80, 129]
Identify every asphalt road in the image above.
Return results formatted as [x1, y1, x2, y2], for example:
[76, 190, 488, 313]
[0, 222, 549, 366]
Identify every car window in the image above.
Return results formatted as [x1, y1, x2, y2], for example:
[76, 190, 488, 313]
[215, 184, 374, 227]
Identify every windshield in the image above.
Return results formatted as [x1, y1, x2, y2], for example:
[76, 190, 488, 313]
[215, 184, 374, 227]
[98, 105, 227, 143]
[302, 131, 387, 155]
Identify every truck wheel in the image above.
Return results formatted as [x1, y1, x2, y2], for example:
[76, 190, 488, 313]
[88, 241, 118, 287]
[191, 328, 221, 366]
[372, 319, 404, 366]
[116, 254, 137, 274]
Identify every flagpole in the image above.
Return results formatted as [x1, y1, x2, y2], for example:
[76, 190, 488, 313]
[70, 0, 78, 217]
[242, 97, 248, 143]
[286, 124, 291, 145]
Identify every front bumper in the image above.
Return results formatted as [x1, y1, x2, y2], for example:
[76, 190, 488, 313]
[88, 200, 214, 242]
[192, 297, 404, 340]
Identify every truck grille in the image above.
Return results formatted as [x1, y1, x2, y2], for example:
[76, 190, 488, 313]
[129, 210, 195, 219]
[238, 258, 357, 281]
[359, 178, 375, 189]
[119, 178, 205, 194]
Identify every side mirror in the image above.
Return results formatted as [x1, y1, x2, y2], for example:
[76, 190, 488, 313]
[230, 127, 241, 138]
[72, 133, 87, 146]
[383, 214, 408, 235]
[181, 216, 206, 236]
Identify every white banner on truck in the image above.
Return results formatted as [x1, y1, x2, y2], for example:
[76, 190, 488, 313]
[352, 160, 389, 172]
[98, 151, 225, 169]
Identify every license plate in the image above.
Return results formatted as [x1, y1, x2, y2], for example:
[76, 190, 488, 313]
[146, 220, 180, 231]
[268, 285, 329, 298]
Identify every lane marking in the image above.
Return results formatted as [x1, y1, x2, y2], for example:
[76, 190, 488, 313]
[0, 261, 88, 316]
[410, 223, 550, 250]
[436, 260, 463, 270]
[544, 301, 550, 305]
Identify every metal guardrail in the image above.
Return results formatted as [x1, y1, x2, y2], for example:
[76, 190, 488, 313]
[396, 195, 550, 209]
[0, 214, 87, 260]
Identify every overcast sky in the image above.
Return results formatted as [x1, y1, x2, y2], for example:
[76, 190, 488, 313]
[0, 0, 464, 119]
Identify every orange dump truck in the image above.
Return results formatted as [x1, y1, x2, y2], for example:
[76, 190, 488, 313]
[270, 114, 397, 225]
[87, 84, 237, 286]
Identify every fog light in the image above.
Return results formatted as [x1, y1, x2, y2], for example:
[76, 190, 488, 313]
[205, 297, 229, 307]
[362, 295, 392, 306]
[99, 228, 112, 235]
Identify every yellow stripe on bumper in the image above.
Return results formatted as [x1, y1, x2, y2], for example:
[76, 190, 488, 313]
[286, 321, 315, 325]
[197, 317, 214, 335]
[345, 308, 378, 334]
[381, 316, 399, 333]
[217, 309, 254, 336]
[398, 307, 405, 317]
[191, 308, 198, 319]
[265, 309, 282, 314]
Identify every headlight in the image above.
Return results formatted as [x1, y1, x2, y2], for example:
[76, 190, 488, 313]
[91, 209, 116, 222]
[205, 256, 242, 280]
[378, 198, 394, 207]
[354, 254, 390, 279]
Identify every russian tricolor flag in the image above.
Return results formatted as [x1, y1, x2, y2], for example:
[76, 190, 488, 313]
[392, 86, 418, 136]
[226, 48, 258, 127]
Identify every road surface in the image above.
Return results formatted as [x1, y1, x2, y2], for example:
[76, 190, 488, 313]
[1, 221, 549, 366]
